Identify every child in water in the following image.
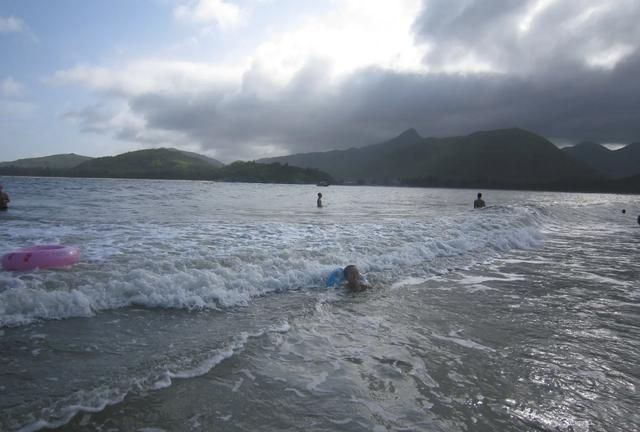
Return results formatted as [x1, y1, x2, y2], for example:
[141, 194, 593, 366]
[317, 192, 323, 208]
[343, 265, 370, 292]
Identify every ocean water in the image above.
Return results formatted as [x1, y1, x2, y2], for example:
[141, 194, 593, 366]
[0, 177, 638, 432]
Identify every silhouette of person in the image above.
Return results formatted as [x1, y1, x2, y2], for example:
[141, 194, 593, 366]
[473, 192, 485, 209]
[317, 192, 323, 208]
[0, 185, 10, 211]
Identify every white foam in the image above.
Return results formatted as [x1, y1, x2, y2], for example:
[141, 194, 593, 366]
[151, 373, 172, 390]
[306, 371, 329, 392]
[239, 369, 256, 380]
[12, 321, 290, 432]
[431, 331, 496, 353]
[1, 198, 545, 327]
[329, 418, 353, 425]
[17, 387, 128, 432]
[232, 377, 244, 392]
[284, 387, 306, 398]
[466, 284, 497, 293]
[578, 271, 633, 287]
[510, 406, 591, 432]
[390, 277, 429, 289]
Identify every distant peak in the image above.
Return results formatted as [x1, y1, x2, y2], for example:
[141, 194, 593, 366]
[398, 128, 421, 139]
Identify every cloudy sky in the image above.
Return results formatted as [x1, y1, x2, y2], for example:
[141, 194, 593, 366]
[1, 0, 639, 162]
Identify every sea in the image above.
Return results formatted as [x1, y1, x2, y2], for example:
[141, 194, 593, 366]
[0, 176, 638, 432]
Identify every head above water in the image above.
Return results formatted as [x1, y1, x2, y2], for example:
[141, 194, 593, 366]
[477, 192, 482, 199]
[343, 265, 357, 280]
[343, 265, 368, 291]
[318, 192, 322, 198]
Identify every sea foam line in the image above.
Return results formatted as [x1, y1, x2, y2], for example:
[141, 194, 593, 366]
[1, 207, 544, 327]
[13, 321, 289, 432]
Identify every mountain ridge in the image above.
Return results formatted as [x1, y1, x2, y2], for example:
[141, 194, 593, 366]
[0, 153, 93, 169]
[2, 129, 640, 192]
[0, 148, 333, 184]
[260, 127, 605, 188]
[563, 141, 640, 178]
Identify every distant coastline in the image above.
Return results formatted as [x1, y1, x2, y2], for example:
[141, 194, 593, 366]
[2, 128, 640, 193]
[0, 149, 333, 185]
[2, 172, 639, 195]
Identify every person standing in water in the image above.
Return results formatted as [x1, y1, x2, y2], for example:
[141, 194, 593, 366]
[474, 192, 485, 209]
[0, 185, 10, 211]
[317, 192, 323, 208]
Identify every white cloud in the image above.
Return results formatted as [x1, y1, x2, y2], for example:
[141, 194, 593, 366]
[174, 0, 243, 29]
[587, 44, 636, 69]
[518, 0, 557, 34]
[0, 77, 23, 97]
[52, 1, 427, 96]
[251, 0, 425, 84]
[0, 16, 24, 33]
[415, 0, 640, 76]
[50, 60, 244, 97]
[63, 102, 194, 150]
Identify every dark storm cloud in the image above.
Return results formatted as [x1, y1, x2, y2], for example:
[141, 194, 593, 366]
[66, 0, 640, 160]
[413, 0, 640, 75]
[124, 54, 640, 160]
[125, 60, 402, 161]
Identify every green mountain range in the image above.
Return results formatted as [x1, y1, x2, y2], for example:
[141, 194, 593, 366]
[260, 128, 606, 190]
[71, 148, 219, 179]
[0, 148, 333, 184]
[2, 129, 640, 192]
[0, 153, 92, 169]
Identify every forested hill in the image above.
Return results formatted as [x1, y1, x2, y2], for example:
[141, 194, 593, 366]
[0, 153, 92, 169]
[0, 148, 333, 184]
[259, 128, 606, 190]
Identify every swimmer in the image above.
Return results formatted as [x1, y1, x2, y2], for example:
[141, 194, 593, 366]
[473, 192, 485, 209]
[317, 192, 323, 208]
[622, 209, 626, 214]
[0, 184, 9, 211]
[343, 265, 370, 292]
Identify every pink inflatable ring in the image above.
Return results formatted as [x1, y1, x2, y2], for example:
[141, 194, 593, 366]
[2, 245, 80, 272]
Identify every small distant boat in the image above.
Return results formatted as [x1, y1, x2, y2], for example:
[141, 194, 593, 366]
[316, 181, 330, 187]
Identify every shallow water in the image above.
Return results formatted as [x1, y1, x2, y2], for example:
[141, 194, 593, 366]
[0, 177, 638, 431]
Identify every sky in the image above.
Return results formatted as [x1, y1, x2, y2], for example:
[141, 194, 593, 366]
[1, 0, 639, 163]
